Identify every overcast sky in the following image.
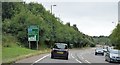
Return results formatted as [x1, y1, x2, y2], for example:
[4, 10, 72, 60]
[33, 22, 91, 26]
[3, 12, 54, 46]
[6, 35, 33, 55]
[23, 0, 119, 36]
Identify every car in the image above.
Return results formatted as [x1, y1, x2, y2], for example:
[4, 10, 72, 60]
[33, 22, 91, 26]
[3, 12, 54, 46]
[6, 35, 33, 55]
[105, 49, 120, 63]
[51, 43, 69, 60]
[103, 48, 107, 52]
[103, 47, 108, 52]
[95, 48, 104, 56]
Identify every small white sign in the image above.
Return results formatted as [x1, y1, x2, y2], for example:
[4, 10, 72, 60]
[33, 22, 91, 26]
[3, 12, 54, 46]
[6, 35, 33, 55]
[28, 35, 36, 41]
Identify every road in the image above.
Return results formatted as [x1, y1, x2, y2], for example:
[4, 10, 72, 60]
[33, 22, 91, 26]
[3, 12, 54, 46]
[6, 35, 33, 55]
[15, 47, 120, 65]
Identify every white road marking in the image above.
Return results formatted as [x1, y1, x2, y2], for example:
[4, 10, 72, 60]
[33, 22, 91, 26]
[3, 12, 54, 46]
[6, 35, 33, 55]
[80, 55, 91, 63]
[31, 54, 50, 65]
[79, 55, 84, 59]
[81, 56, 84, 59]
[75, 59, 82, 63]
[85, 60, 91, 63]
[71, 54, 75, 59]
[71, 53, 82, 63]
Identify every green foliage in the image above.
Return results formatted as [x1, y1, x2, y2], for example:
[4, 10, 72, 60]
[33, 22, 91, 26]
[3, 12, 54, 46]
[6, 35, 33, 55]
[2, 2, 94, 49]
[2, 34, 19, 47]
[93, 36, 111, 45]
[110, 24, 120, 49]
[90, 43, 96, 47]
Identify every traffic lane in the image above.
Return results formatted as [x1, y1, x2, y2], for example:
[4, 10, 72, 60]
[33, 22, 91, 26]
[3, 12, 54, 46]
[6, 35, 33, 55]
[76, 47, 120, 64]
[15, 47, 93, 63]
[80, 52, 108, 63]
[37, 48, 95, 63]
[15, 50, 83, 64]
[16, 47, 119, 64]
[36, 51, 80, 63]
[76, 47, 108, 63]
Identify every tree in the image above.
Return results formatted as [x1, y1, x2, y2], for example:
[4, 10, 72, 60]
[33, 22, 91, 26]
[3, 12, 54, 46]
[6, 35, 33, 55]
[110, 24, 120, 49]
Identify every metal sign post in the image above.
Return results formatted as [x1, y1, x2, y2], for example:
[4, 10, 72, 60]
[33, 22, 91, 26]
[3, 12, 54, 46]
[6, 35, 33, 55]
[37, 41, 38, 50]
[29, 41, 31, 49]
[28, 25, 39, 50]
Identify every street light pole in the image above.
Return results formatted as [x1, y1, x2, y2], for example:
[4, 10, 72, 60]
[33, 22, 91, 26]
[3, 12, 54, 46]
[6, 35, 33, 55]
[50, 5, 57, 43]
[112, 22, 117, 27]
[51, 5, 56, 14]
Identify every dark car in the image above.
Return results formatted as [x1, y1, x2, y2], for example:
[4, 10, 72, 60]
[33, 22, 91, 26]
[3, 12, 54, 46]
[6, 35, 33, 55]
[105, 49, 120, 63]
[51, 43, 69, 60]
[95, 48, 104, 56]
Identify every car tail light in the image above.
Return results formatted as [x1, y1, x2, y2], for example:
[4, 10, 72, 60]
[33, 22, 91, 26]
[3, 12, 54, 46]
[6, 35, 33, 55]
[52, 48, 55, 50]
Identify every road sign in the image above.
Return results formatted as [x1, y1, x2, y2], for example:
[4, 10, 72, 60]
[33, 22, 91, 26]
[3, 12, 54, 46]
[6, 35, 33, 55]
[28, 26, 39, 41]
[28, 25, 39, 50]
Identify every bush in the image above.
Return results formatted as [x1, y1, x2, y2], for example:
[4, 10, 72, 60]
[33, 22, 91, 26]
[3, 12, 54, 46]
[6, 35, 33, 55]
[90, 43, 96, 47]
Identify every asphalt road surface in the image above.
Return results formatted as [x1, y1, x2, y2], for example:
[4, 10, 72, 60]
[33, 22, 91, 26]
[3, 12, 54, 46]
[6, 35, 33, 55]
[15, 47, 120, 65]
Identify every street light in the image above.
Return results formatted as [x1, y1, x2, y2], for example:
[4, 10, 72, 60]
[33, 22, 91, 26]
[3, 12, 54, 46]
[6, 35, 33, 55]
[50, 5, 57, 43]
[51, 5, 57, 14]
[112, 22, 117, 27]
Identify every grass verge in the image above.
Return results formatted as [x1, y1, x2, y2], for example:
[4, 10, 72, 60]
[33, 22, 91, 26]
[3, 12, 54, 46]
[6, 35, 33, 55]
[2, 46, 50, 64]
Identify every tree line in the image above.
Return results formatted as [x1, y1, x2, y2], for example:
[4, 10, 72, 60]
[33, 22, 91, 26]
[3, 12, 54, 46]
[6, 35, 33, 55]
[110, 23, 120, 49]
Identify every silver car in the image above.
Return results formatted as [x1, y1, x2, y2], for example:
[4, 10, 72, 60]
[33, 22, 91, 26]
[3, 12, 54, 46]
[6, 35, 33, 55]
[105, 49, 120, 63]
[95, 48, 104, 56]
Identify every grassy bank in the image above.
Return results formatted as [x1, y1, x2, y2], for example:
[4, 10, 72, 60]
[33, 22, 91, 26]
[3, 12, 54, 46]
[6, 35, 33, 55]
[2, 46, 50, 63]
[2, 34, 50, 63]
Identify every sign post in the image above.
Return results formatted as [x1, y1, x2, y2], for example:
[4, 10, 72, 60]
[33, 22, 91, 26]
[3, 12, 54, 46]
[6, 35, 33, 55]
[28, 25, 39, 50]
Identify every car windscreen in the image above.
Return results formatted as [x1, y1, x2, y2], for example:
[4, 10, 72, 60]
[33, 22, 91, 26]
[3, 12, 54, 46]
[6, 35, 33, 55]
[111, 50, 120, 54]
[53, 44, 67, 49]
[96, 48, 103, 50]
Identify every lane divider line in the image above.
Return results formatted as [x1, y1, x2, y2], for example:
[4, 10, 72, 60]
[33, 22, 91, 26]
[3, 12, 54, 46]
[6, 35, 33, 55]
[85, 60, 91, 63]
[31, 54, 50, 65]
[80, 53, 91, 63]
[75, 59, 82, 63]
[71, 53, 82, 63]
[79, 55, 84, 60]
[81, 56, 84, 59]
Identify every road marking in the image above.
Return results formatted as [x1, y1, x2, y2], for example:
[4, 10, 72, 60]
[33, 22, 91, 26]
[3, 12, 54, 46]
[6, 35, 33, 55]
[85, 60, 91, 63]
[79, 55, 84, 60]
[71, 53, 82, 63]
[31, 54, 50, 65]
[80, 55, 91, 63]
[75, 59, 82, 63]
[71, 54, 75, 58]
[81, 56, 84, 59]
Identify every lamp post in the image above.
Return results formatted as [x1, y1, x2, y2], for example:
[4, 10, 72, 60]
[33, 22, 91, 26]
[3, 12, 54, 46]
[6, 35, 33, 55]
[50, 5, 57, 43]
[112, 22, 117, 27]
[51, 5, 56, 14]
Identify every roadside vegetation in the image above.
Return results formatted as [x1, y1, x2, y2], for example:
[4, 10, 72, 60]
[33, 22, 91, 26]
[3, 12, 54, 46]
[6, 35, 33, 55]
[93, 36, 111, 45]
[2, 2, 95, 63]
[2, 34, 50, 63]
[110, 23, 120, 49]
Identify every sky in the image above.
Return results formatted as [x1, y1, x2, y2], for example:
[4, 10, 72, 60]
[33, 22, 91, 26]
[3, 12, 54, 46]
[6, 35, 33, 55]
[118, 1, 120, 23]
[23, 0, 119, 36]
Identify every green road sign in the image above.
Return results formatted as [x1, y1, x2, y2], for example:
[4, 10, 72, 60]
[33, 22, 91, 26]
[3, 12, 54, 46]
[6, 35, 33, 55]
[28, 25, 39, 41]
